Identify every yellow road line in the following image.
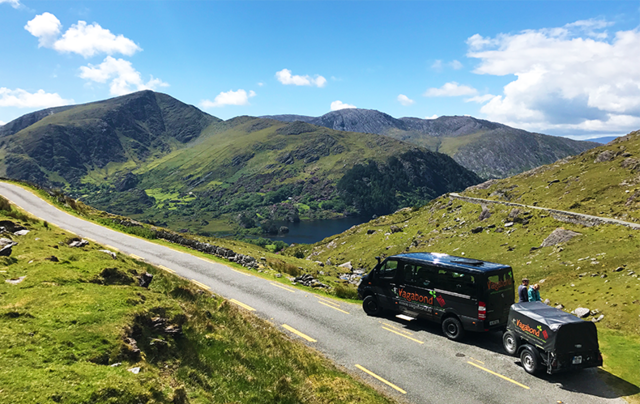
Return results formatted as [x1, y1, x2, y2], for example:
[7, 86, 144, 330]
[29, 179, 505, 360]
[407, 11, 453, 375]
[282, 324, 316, 342]
[318, 301, 349, 314]
[84, 237, 97, 243]
[467, 361, 530, 390]
[158, 265, 175, 274]
[105, 245, 119, 252]
[355, 364, 406, 394]
[129, 253, 144, 261]
[191, 279, 210, 290]
[229, 298, 255, 311]
[198, 257, 250, 276]
[379, 321, 414, 336]
[317, 297, 341, 307]
[381, 326, 424, 344]
[270, 282, 296, 293]
[470, 357, 484, 365]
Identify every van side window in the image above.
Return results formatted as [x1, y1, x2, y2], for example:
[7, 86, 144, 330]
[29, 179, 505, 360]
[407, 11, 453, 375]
[412, 265, 434, 288]
[379, 260, 399, 279]
[452, 271, 476, 295]
[400, 263, 418, 284]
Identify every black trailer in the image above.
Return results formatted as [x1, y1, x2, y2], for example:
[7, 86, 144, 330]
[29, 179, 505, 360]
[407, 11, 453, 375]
[503, 302, 603, 374]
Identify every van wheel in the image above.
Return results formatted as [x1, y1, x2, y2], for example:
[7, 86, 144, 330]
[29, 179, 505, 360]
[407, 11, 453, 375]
[363, 295, 383, 316]
[520, 346, 540, 375]
[442, 317, 465, 341]
[502, 330, 520, 356]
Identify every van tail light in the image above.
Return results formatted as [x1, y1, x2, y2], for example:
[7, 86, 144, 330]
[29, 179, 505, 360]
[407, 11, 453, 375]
[478, 301, 487, 320]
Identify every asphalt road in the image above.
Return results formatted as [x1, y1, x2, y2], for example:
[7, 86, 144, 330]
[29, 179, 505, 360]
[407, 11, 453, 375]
[1, 182, 626, 404]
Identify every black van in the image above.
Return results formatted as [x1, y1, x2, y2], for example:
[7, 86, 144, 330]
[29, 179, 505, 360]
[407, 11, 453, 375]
[357, 252, 515, 340]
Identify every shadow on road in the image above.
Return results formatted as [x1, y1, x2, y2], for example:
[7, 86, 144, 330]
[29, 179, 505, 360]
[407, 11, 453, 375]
[378, 313, 639, 401]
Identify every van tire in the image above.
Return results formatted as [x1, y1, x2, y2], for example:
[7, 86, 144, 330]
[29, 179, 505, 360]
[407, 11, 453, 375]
[442, 317, 465, 341]
[363, 295, 383, 316]
[520, 345, 540, 375]
[503, 330, 520, 356]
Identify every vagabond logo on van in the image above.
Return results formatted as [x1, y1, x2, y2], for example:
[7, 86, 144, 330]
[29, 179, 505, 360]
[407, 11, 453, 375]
[487, 278, 513, 291]
[396, 289, 447, 307]
[397, 289, 433, 305]
[515, 319, 548, 340]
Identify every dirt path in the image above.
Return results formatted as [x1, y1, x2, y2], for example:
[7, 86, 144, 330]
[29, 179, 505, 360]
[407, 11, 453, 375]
[448, 193, 640, 230]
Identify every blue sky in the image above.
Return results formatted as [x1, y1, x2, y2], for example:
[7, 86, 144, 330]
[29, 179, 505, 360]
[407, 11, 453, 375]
[1, 1, 640, 139]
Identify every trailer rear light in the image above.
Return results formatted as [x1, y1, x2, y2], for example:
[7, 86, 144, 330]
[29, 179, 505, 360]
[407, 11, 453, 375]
[478, 301, 486, 320]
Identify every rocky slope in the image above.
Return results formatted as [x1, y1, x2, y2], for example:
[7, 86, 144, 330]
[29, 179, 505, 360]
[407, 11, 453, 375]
[264, 109, 599, 179]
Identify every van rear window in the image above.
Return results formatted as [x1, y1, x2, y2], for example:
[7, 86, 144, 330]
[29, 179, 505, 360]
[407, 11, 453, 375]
[485, 269, 514, 294]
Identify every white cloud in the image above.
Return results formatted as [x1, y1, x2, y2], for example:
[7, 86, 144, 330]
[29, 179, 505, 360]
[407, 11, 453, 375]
[467, 19, 640, 135]
[24, 12, 61, 47]
[0, 0, 20, 8]
[330, 100, 356, 111]
[450, 60, 463, 70]
[200, 89, 256, 108]
[79, 56, 168, 96]
[257, 82, 264, 87]
[424, 82, 478, 97]
[397, 94, 414, 106]
[465, 94, 495, 103]
[275, 69, 326, 88]
[25, 13, 141, 58]
[425, 114, 438, 119]
[0, 87, 73, 108]
[0, 120, 5, 126]
[432, 59, 463, 71]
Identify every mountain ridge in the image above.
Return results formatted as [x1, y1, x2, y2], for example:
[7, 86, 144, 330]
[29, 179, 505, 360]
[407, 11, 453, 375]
[263, 109, 599, 179]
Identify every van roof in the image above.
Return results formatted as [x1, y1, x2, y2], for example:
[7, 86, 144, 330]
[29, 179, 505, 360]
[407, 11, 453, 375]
[391, 252, 511, 273]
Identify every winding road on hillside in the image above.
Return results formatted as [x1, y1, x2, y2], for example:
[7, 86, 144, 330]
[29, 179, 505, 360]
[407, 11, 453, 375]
[0, 182, 628, 404]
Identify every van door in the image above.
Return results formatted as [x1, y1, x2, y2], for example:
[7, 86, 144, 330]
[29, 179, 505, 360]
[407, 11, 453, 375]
[372, 259, 400, 309]
[432, 268, 477, 323]
[482, 268, 515, 327]
[395, 263, 437, 319]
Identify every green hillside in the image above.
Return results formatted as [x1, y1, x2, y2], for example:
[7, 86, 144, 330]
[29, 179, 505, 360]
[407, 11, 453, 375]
[0, 93, 481, 236]
[284, 130, 640, 401]
[0, 196, 395, 404]
[0, 90, 218, 186]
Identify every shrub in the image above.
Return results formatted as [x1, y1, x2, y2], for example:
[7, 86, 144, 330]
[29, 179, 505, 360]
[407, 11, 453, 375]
[267, 258, 301, 277]
[334, 284, 359, 300]
[0, 196, 11, 212]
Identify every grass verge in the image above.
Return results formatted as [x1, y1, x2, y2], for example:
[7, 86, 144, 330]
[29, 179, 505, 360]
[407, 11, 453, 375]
[0, 204, 394, 404]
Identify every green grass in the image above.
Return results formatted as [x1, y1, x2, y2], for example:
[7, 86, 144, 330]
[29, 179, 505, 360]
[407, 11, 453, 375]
[0, 206, 395, 404]
[599, 330, 640, 403]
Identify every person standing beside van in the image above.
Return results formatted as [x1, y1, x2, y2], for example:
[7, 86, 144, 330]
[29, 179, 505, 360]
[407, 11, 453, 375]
[518, 278, 529, 303]
[528, 283, 541, 302]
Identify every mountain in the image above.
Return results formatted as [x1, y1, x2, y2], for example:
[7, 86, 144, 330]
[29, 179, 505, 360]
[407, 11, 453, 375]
[0, 90, 219, 186]
[585, 136, 620, 144]
[0, 91, 481, 235]
[263, 109, 599, 179]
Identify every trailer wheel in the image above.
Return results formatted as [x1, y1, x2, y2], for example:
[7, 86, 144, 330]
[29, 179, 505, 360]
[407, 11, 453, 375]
[442, 316, 465, 341]
[502, 330, 520, 356]
[520, 345, 540, 375]
[363, 295, 383, 316]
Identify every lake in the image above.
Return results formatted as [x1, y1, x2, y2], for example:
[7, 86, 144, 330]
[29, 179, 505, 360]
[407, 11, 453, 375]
[266, 216, 368, 245]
